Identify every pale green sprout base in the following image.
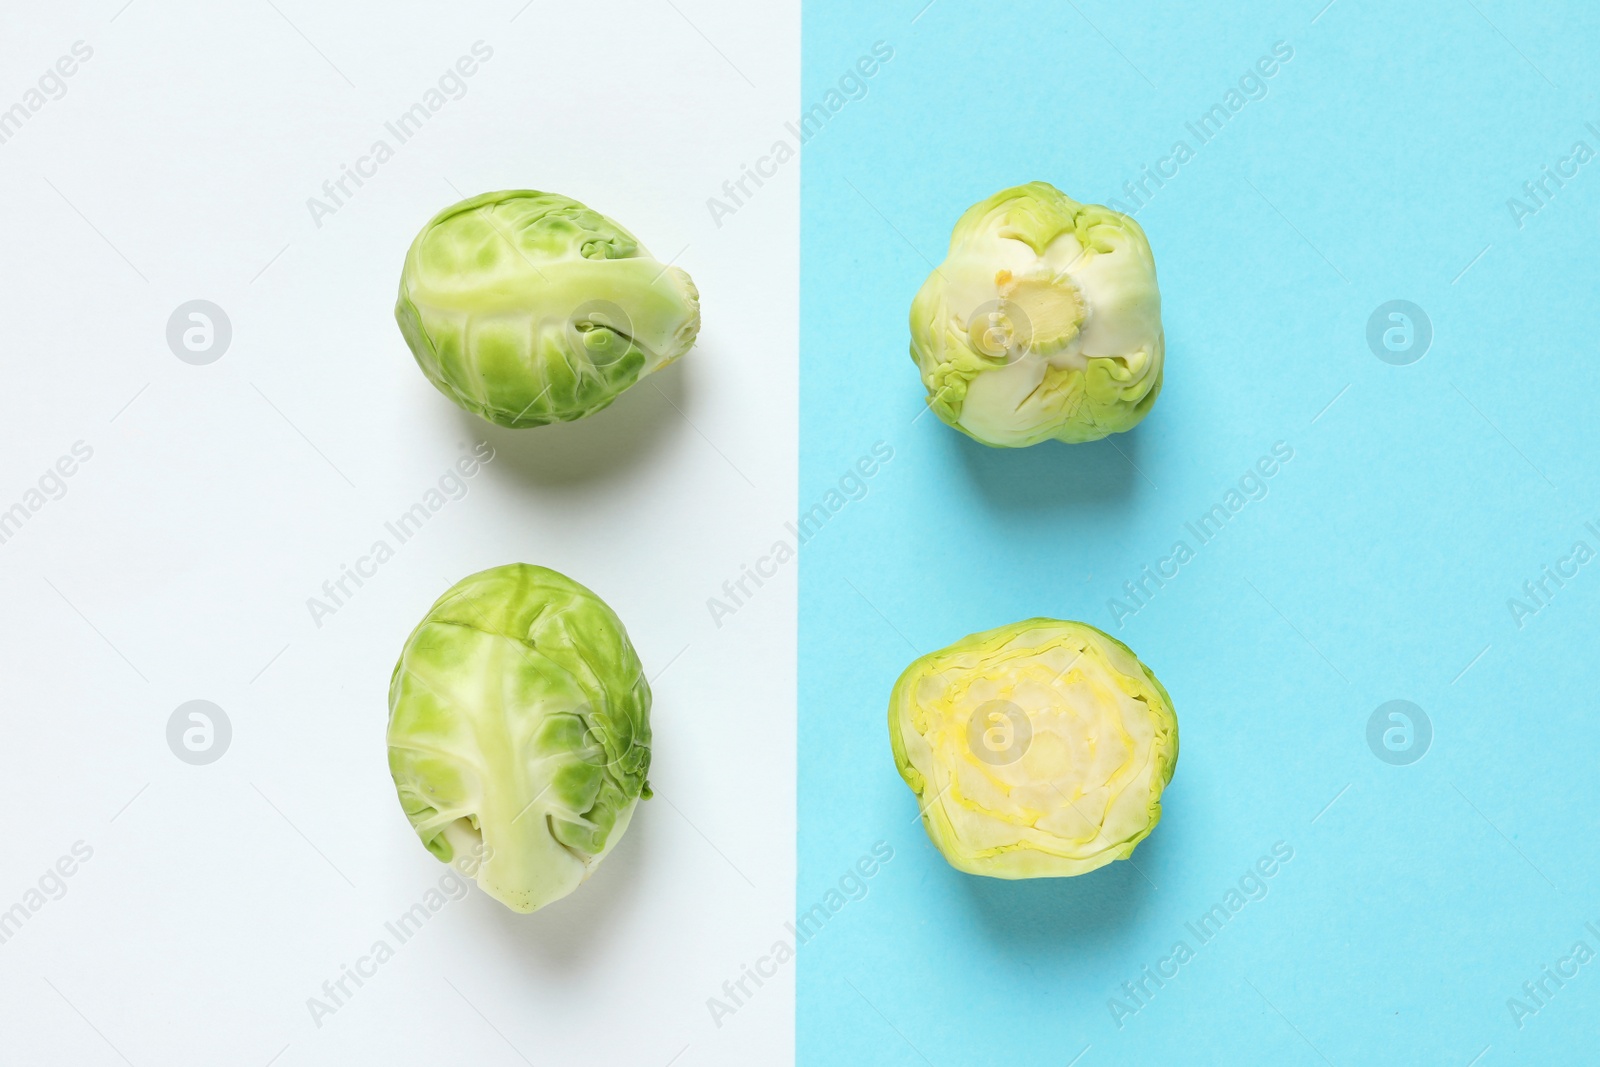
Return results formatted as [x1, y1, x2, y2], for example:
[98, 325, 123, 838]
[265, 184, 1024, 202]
[909, 182, 1164, 448]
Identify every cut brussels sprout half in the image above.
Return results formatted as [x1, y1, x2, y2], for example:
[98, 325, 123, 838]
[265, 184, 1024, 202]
[387, 564, 652, 912]
[396, 190, 700, 428]
[889, 618, 1177, 878]
[909, 182, 1163, 448]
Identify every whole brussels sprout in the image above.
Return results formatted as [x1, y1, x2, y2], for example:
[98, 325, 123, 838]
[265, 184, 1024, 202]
[387, 564, 652, 912]
[909, 182, 1163, 448]
[889, 618, 1176, 879]
[396, 190, 700, 427]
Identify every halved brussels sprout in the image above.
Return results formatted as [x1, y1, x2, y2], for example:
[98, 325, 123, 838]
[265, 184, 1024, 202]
[396, 190, 700, 427]
[909, 182, 1163, 447]
[387, 564, 652, 912]
[889, 618, 1176, 878]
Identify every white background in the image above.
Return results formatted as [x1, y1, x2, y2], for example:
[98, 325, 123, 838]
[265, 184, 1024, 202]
[0, 2, 796, 1064]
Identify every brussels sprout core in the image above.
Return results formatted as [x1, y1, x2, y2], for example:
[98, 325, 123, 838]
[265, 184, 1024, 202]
[909, 182, 1164, 447]
[889, 618, 1177, 879]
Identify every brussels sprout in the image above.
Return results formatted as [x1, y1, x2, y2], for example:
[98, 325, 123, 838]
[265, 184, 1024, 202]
[387, 564, 652, 912]
[888, 618, 1176, 878]
[396, 190, 700, 428]
[909, 182, 1163, 448]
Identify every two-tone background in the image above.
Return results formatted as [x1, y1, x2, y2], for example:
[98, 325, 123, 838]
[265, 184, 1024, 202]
[5, 1, 1599, 1064]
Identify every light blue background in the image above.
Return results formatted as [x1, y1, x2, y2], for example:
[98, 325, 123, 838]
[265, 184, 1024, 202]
[799, 1, 1600, 1063]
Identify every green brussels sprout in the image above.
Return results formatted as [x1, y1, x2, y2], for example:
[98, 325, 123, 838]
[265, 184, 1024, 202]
[396, 190, 700, 428]
[909, 182, 1163, 448]
[888, 618, 1177, 879]
[387, 564, 652, 912]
